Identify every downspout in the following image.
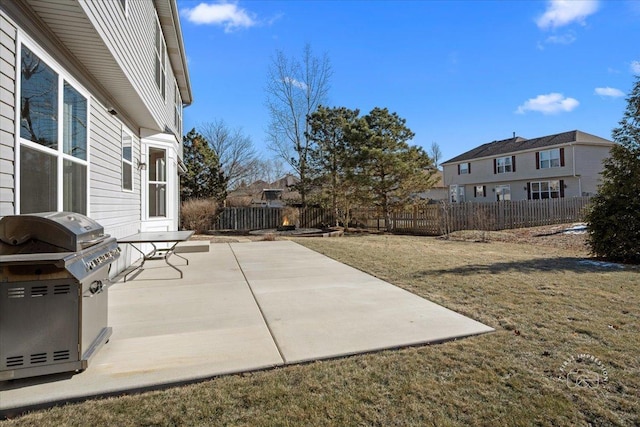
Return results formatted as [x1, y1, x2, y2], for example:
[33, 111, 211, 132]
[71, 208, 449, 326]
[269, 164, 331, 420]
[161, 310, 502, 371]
[571, 144, 582, 196]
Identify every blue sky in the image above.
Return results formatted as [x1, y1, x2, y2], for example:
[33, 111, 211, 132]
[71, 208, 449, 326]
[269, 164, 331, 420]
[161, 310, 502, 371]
[177, 0, 640, 164]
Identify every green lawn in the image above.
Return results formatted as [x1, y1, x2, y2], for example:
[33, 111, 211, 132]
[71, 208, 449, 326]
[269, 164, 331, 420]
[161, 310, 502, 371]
[2, 233, 638, 426]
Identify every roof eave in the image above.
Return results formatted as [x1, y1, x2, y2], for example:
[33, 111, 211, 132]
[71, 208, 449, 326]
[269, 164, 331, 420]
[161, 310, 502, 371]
[157, 0, 193, 105]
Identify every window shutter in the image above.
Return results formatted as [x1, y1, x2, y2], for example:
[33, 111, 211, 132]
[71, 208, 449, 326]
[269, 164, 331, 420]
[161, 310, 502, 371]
[483, 185, 486, 197]
[457, 164, 460, 175]
[493, 158, 497, 174]
[527, 182, 531, 199]
[560, 179, 565, 197]
[474, 186, 477, 197]
[512, 155, 516, 172]
[535, 152, 540, 169]
[560, 148, 565, 167]
[468, 162, 471, 174]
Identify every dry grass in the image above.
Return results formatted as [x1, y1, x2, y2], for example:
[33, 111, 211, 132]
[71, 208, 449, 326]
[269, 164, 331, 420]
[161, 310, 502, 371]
[2, 231, 638, 426]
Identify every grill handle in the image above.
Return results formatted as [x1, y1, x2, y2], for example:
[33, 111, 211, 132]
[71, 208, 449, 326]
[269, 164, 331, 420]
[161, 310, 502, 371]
[80, 234, 109, 249]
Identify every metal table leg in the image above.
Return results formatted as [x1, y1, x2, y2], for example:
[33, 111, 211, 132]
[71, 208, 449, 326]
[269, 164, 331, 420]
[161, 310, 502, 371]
[163, 241, 188, 278]
[123, 243, 154, 282]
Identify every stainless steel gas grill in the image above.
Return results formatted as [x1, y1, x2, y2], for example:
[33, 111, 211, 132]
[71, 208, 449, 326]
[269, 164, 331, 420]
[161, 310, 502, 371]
[0, 212, 120, 381]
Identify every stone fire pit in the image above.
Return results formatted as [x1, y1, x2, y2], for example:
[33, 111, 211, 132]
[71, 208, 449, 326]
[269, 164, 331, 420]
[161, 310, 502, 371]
[249, 227, 344, 237]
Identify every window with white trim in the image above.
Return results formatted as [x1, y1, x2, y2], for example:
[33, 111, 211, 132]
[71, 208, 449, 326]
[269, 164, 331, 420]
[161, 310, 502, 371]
[496, 156, 513, 173]
[450, 185, 465, 203]
[148, 147, 166, 217]
[495, 184, 511, 201]
[539, 148, 561, 169]
[122, 128, 133, 191]
[474, 185, 485, 198]
[174, 83, 182, 136]
[19, 44, 88, 214]
[154, 19, 166, 100]
[530, 180, 561, 199]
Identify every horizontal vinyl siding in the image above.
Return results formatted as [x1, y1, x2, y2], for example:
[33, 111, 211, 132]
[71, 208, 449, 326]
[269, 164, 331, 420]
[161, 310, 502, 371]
[0, 11, 16, 216]
[83, 0, 181, 139]
[574, 144, 612, 196]
[89, 97, 141, 237]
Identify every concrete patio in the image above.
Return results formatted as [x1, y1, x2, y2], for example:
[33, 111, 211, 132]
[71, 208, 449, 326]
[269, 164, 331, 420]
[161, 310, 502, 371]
[0, 240, 493, 414]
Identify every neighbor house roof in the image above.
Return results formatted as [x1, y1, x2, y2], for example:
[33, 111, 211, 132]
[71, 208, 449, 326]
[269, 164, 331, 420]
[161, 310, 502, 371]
[442, 130, 590, 164]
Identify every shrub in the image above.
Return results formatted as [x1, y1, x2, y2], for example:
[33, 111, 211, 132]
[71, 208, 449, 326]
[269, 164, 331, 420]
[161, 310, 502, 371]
[181, 198, 219, 233]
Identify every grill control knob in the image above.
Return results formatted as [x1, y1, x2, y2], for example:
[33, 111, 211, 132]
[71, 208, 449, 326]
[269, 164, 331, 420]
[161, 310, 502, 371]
[89, 280, 103, 294]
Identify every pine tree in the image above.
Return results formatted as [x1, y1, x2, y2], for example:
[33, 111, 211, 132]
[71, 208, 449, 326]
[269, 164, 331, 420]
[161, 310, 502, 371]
[586, 77, 640, 263]
[181, 129, 228, 203]
[356, 108, 434, 231]
[307, 106, 362, 226]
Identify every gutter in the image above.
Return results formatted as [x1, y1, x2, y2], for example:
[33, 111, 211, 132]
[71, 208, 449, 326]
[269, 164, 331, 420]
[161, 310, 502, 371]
[168, 0, 193, 105]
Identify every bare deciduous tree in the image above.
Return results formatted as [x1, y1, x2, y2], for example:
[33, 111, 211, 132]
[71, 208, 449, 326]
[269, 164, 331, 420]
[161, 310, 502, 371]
[429, 141, 443, 168]
[265, 44, 332, 205]
[198, 120, 259, 190]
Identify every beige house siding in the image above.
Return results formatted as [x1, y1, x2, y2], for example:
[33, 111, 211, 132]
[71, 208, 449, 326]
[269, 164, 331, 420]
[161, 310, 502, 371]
[574, 144, 612, 196]
[443, 131, 614, 202]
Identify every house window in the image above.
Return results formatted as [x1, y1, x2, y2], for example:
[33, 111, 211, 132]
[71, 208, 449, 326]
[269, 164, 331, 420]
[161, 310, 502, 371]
[148, 148, 166, 217]
[495, 185, 511, 201]
[474, 185, 486, 198]
[458, 162, 469, 174]
[154, 19, 166, 100]
[496, 156, 513, 173]
[530, 180, 562, 199]
[450, 185, 465, 203]
[174, 83, 182, 136]
[538, 148, 562, 169]
[122, 128, 133, 191]
[19, 44, 88, 214]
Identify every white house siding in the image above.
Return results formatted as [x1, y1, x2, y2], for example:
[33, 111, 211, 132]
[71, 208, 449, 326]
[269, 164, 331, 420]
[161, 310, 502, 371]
[81, 0, 185, 234]
[89, 100, 141, 275]
[81, 0, 182, 140]
[0, 13, 15, 216]
[89, 99, 141, 230]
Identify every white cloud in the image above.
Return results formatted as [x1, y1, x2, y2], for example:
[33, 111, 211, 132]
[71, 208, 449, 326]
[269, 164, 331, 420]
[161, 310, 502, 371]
[284, 77, 307, 91]
[595, 87, 625, 98]
[181, 1, 256, 32]
[545, 32, 577, 45]
[516, 93, 579, 115]
[631, 61, 640, 74]
[537, 0, 599, 30]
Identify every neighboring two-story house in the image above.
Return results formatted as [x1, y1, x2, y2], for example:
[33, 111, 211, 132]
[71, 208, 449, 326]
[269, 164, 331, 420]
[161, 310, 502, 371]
[0, 0, 192, 273]
[441, 130, 614, 203]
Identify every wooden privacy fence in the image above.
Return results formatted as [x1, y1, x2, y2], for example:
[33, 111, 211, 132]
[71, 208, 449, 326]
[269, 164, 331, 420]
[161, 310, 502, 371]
[354, 197, 592, 235]
[214, 197, 591, 234]
[435, 197, 592, 234]
[215, 207, 282, 230]
[214, 206, 335, 230]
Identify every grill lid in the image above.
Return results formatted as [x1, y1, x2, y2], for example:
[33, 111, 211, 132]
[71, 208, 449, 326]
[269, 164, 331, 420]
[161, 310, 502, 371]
[0, 212, 107, 252]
